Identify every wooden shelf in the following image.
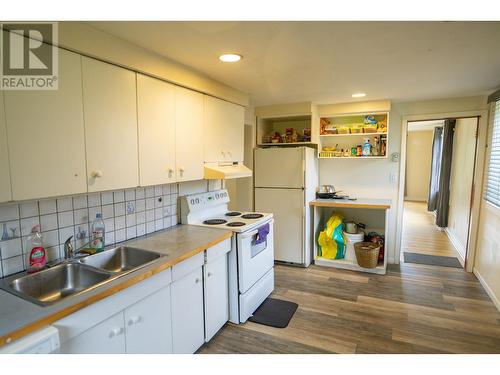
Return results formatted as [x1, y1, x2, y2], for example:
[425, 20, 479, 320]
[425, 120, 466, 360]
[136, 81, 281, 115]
[320, 132, 387, 137]
[258, 142, 316, 147]
[314, 257, 386, 275]
[309, 198, 392, 209]
[318, 155, 387, 159]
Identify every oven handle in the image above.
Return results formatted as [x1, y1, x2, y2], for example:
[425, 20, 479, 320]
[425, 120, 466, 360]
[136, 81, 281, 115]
[239, 219, 274, 239]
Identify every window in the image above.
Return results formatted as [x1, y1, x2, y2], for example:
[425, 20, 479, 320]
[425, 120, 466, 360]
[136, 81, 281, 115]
[486, 100, 500, 207]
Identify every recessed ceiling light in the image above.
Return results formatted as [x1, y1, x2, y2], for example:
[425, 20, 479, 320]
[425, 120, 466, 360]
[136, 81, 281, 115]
[352, 93, 366, 98]
[219, 53, 242, 63]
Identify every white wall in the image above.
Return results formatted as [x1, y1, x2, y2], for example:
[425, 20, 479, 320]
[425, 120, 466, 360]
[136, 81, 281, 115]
[447, 118, 477, 260]
[474, 104, 500, 311]
[405, 130, 433, 202]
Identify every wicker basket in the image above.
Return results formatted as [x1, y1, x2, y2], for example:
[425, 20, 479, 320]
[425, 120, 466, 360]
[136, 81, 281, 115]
[354, 242, 381, 268]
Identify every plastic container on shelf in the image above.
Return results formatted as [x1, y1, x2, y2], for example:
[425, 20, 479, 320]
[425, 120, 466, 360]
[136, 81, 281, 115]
[343, 231, 365, 263]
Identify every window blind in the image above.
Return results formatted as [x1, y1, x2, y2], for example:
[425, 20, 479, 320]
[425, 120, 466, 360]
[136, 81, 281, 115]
[486, 100, 500, 207]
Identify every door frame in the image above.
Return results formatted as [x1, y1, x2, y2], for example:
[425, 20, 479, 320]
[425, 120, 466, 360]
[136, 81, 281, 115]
[395, 109, 489, 272]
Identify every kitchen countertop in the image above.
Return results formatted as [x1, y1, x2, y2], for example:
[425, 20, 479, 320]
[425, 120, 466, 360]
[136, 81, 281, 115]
[0, 224, 232, 347]
[309, 198, 391, 209]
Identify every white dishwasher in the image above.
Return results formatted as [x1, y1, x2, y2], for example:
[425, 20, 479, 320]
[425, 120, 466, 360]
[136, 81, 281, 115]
[0, 326, 60, 354]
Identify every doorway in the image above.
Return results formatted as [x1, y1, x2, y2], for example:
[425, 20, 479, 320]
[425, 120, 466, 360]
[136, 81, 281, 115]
[400, 117, 479, 268]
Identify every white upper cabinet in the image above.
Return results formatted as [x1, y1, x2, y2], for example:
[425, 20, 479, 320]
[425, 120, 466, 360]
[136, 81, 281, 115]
[204, 95, 245, 163]
[0, 91, 12, 203]
[3, 49, 87, 201]
[175, 86, 204, 182]
[137, 74, 176, 186]
[82, 57, 139, 192]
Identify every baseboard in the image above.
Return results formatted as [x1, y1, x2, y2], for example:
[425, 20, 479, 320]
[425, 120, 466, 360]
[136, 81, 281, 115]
[473, 268, 500, 313]
[445, 227, 466, 267]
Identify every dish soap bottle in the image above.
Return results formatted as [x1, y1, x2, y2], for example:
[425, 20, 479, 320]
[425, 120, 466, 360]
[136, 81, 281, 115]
[362, 138, 372, 156]
[26, 225, 46, 273]
[91, 213, 105, 253]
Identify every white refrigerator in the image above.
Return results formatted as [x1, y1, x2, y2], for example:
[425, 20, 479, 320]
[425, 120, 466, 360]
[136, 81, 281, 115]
[254, 147, 318, 266]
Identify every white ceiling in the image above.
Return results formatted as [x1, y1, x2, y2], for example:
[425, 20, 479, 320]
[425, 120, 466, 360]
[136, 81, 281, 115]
[88, 21, 500, 106]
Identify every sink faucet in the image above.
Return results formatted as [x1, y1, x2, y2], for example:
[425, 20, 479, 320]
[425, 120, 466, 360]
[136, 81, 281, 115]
[64, 236, 92, 260]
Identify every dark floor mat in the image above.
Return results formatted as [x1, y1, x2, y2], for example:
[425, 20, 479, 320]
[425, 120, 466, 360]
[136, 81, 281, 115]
[248, 298, 298, 328]
[404, 252, 462, 268]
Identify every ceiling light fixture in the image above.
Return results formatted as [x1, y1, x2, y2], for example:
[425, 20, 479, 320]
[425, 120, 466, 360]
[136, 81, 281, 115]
[352, 93, 366, 98]
[219, 53, 242, 63]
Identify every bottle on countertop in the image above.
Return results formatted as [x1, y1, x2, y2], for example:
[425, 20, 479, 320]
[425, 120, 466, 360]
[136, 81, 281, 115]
[91, 213, 105, 252]
[26, 225, 46, 273]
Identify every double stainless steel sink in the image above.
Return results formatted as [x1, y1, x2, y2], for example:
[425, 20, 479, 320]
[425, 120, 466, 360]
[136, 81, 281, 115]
[0, 247, 164, 306]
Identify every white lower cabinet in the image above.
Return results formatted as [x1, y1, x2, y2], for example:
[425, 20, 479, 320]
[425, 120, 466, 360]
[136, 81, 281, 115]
[55, 269, 173, 354]
[204, 239, 231, 341]
[171, 266, 205, 354]
[54, 241, 231, 354]
[124, 286, 173, 354]
[60, 312, 126, 354]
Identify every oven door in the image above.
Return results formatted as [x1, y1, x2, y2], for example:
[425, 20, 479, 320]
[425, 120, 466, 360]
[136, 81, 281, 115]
[237, 219, 274, 294]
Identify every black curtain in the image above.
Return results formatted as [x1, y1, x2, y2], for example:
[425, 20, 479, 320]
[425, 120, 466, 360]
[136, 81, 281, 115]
[428, 126, 443, 211]
[435, 119, 456, 227]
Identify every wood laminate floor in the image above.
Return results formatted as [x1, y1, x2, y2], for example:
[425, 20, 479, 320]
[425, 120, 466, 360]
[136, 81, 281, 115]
[199, 263, 500, 354]
[402, 201, 460, 259]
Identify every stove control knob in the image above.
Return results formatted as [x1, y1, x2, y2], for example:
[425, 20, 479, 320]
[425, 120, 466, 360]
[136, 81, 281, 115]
[195, 198, 200, 204]
[190, 199, 195, 205]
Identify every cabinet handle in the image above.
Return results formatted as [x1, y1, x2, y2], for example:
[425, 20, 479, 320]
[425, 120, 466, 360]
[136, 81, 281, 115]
[179, 167, 185, 176]
[167, 167, 174, 177]
[109, 327, 124, 338]
[221, 150, 226, 157]
[127, 316, 142, 326]
[91, 170, 103, 178]
[195, 278, 200, 283]
[207, 272, 213, 277]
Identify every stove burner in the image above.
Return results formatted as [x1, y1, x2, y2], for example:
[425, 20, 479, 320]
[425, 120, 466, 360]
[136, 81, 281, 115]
[203, 219, 227, 225]
[225, 211, 242, 217]
[241, 213, 264, 219]
[227, 221, 246, 227]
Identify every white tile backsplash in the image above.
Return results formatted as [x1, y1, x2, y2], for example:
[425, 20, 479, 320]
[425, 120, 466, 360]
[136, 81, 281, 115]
[39, 200, 57, 215]
[88, 193, 101, 207]
[57, 197, 73, 212]
[20, 202, 39, 218]
[0, 183, 182, 277]
[0, 238, 22, 259]
[73, 195, 88, 210]
[0, 204, 19, 222]
[21, 216, 40, 236]
[58, 211, 74, 228]
[40, 213, 58, 232]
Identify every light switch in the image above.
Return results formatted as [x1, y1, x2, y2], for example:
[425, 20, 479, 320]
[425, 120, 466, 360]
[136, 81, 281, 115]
[390, 172, 397, 183]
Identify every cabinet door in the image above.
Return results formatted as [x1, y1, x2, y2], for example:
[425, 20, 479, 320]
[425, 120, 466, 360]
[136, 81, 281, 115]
[82, 57, 139, 192]
[124, 286, 173, 354]
[3, 49, 87, 200]
[0, 90, 12, 202]
[60, 312, 126, 354]
[137, 74, 176, 186]
[171, 267, 204, 353]
[204, 96, 244, 163]
[204, 254, 229, 341]
[175, 86, 204, 182]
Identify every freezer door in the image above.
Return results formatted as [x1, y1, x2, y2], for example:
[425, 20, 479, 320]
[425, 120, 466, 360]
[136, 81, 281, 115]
[255, 188, 304, 264]
[254, 147, 304, 188]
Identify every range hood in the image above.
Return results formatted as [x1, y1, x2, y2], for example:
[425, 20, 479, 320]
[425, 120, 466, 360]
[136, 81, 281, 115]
[204, 163, 253, 180]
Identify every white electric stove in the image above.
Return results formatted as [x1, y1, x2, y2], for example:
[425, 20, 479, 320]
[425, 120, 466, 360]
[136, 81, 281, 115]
[180, 189, 274, 324]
